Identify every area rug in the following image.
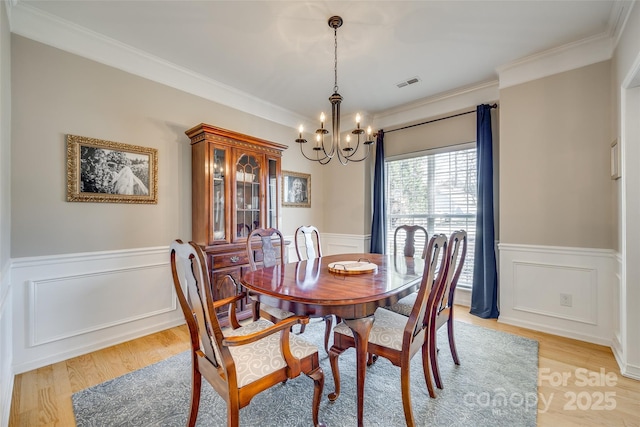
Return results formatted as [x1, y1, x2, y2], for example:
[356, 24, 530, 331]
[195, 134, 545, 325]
[72, 318, 538, 426]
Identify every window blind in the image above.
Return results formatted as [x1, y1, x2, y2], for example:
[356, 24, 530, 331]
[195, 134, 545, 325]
[385, 147, 476, 288]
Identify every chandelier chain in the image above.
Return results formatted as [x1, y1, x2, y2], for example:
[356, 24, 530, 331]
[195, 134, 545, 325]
[334, 27, 339, 93]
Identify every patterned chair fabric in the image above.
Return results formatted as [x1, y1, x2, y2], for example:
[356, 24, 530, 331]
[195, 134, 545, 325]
[170, 239, 325, 427]
[328, 234, 450, 427]
[332, 307, 407, 351]
[223, 319, 318, 387]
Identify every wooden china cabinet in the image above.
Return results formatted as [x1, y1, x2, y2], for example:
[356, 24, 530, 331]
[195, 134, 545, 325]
[186, 123, 287, 322]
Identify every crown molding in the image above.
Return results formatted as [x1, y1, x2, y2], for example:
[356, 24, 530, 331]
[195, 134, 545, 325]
[8, 1, 631, 127]
[496, 1, 635, 90]
[8, 2, 307, 129]
[372, 81, 499, 130]
[609, 0, 635, 48]
[497, 32, 614, 90]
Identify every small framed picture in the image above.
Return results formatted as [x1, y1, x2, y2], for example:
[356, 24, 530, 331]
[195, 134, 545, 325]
[611, 139, 621, 180]
[282, 170, 311, 207]
[66, 134, 158, 204]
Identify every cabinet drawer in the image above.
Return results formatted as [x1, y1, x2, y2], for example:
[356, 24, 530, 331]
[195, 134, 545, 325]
[211, 252, 249, 269]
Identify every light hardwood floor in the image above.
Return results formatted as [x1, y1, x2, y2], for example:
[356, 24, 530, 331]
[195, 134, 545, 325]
[8, 307, 640, 426]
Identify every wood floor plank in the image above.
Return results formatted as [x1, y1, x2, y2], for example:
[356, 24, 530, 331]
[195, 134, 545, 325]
[17, 370, 38, 414]
[65, 353, 103, 392]
[8, 313, 640, 426]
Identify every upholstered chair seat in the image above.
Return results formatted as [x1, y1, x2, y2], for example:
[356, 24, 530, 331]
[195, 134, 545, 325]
[386, 293, 416, 317]
[333, 307, 408, 351]
[221, 319, 319, 387]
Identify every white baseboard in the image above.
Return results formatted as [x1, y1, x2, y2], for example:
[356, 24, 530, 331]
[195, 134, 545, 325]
[611, 331, 640, 380]
[497, 315, 612, 347]
[0, 374, 12, 427]
[1, 262, 13, 427]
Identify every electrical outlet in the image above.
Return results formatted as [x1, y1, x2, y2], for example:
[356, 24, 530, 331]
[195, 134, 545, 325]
[560, 293, 573, 307]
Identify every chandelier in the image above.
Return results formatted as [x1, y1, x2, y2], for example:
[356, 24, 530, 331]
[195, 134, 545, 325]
[295, 16, 375, 165]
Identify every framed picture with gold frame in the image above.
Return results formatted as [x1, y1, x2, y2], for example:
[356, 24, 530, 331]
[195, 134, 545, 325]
[282, 170, 310, 207]
[66, 134, 158, 204]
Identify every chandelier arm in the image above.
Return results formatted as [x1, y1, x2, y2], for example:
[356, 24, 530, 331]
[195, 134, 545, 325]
[299, 143, 329, 163]
[338, 144, 372, 163]
[318, 155, 333, 165]
[342, 147, 370, 165]
[317, 133, 336, 159]
[335, 149, 350, 166]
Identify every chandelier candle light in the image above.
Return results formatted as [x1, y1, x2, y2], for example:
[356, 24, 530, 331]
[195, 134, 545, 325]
[295, 16, 375, 165]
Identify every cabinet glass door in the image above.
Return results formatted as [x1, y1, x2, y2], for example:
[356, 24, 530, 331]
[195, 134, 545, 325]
[212, 148, 226, 241]
[236, 154, 260, 238]
[267, 158, 277, 228]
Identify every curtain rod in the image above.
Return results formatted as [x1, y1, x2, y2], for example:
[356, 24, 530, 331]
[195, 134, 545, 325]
[383, 103, 498, 134]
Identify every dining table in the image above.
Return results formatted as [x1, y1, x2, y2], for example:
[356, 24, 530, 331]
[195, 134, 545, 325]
[239, 252, 425, 427]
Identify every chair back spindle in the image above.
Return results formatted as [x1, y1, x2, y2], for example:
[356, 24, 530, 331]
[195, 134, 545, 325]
[394, 225, 428, 258]
[295, 225, 323, 261]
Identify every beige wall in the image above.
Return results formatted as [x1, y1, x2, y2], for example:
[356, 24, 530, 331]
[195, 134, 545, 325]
[384, 108, 476, 157]
[10, 35, 323, 257]
[499, 61, 612, 249]
[323, 157, 371, 236]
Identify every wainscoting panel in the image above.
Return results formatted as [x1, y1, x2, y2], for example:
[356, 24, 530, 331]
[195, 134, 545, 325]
[499, 243, 615, 346]
[512, 261, 597, 324]
[11, 246, 184, 374]
[322, 233, 371, 256]
[28, 264, 174, 347]
[285, 233, 371, 261]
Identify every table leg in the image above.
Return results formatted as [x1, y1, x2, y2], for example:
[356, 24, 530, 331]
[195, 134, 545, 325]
[344, 316, 375, 427]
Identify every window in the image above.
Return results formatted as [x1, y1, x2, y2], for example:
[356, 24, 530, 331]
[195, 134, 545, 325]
[385, 144, 476, 288]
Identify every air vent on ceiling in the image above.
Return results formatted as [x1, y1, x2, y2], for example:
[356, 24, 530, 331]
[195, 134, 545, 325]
[396, 76, 421, 88]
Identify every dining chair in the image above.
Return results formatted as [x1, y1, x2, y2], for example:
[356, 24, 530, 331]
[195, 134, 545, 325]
[294, 225, 333, 352]
[385, 224, 428, 317]
[394, 224, 428, 258]
[170, 240, 325, 427]
[387, 230, 468, 390]
[246, 228, 300, 330]
[363, 224, 429, 366]
[430, 230, 467, 390]
[328, 234, 449, 427]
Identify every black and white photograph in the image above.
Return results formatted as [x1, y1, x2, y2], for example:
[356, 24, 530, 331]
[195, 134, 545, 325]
[282, 170, 310, 207]
[66, 134, 158, 204]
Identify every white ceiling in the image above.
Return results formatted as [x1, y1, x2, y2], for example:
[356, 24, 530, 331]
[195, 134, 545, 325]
[8, 1, 628, 126]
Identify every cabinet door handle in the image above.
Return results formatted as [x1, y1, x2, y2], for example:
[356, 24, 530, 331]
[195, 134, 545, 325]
[230, 256, 240, 263]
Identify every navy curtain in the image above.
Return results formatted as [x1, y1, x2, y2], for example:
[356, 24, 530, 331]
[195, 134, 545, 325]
[370, 130, 386, 254]
[470, 104, 499, 318]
